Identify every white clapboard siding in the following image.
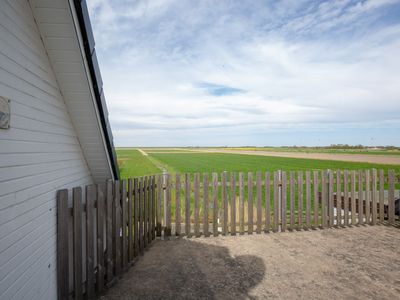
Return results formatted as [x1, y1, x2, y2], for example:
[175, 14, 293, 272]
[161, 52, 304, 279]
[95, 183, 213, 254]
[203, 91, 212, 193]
[0, 0, 104, 299]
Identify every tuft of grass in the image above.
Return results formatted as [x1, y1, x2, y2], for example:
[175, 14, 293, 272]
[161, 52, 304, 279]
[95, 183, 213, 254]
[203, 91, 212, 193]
[116, 149, 161, 178]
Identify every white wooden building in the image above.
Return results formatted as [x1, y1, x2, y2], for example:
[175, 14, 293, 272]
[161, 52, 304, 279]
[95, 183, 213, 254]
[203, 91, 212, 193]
[0, 0, 119, 298]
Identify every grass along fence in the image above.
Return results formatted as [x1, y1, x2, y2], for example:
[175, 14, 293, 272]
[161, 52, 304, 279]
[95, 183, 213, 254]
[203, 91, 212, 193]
[56, 169, 399, 299]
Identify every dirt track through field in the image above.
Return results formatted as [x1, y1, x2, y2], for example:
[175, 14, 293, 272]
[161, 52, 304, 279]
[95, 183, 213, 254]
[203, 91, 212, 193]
[197, 149, 400, 165]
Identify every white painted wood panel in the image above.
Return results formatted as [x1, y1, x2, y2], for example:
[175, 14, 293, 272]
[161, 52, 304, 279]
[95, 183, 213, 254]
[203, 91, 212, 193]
[0, 1, 98, 299]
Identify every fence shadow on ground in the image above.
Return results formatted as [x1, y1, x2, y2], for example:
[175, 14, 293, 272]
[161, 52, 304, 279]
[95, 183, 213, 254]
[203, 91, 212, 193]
[101, 238, 265, 300]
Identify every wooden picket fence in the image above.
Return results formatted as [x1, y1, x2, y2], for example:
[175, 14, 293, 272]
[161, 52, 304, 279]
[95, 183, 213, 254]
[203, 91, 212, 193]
[56, 169, 399, 299]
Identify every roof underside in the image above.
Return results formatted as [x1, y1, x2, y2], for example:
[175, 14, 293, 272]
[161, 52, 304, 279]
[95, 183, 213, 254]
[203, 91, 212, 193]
[29, 0, 119, 182]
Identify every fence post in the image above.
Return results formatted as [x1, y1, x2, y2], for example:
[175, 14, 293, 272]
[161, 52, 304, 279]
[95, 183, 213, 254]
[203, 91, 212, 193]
[306, 171, 311, 229]
[133, 178, 139, 257]
[239, 172, 244, 234]
[265, 172, 270, 233]
[139, 178, 144, 253]
[313, 171, 319, 228]
[336, 170, 342, 226]
[231, 172, 237, 235]
[328, 170, 334, 227]
[379, 170, 384, 222]
[97, 184, 105, 293]
[358, 170, 363, 225]
[256, 172, 262, 234]
[351, 171, 356, 225]
[128, 180, 133, 262]
[185, 174, 191, 237]
[72, 187, 83, 299]
[57, 189, 69, 300]
[371, 169, 377, 225]
[291, 171, 296, 230]
[194, 173, 200, 237]
[175, 174, 181, 236]
[321, 171, 327, 228]
[203, 173, 209, 237]
[156, 175, 162, 236]
[212, 173, 218, 237]
[106, 180, 114, 282]
[273, 171, 279, 232]
[165, 174, 172, 236]
[121, 180, 127, 268]
[343, 170, 349, 226]
[86, 185, 96, 299]
[143, 177, 148, 247]
[388, 170, 395, 224]
[365, 170, 371, 224]
[222, 172, 228, 235]
[248, 172, 254, 234]
[281, 171, 287, 232]
[298, 171, 303, 229]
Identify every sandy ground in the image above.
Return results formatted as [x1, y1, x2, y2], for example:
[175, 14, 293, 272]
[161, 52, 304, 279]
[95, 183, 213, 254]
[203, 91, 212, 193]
[197, 149, 400, 165]
[102, 226, 400, 300]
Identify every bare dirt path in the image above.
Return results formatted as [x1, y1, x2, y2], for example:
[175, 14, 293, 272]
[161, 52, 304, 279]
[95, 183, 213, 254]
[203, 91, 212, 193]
[101, 226, 400, 300]
[197, 149, 400, 165]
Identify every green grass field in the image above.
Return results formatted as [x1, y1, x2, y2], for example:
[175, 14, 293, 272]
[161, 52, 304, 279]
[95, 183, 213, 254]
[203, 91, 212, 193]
[116, 148, 399, 178]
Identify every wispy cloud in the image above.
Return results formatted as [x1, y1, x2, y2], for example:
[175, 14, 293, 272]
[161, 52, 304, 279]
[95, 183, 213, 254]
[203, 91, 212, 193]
[87, 0, 400, 146]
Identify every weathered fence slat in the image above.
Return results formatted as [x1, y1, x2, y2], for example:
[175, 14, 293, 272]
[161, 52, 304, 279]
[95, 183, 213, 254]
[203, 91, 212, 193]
[128, 180, 133, 262]
[222, 172, 228, 235]
[388, 170, 395, 224]
[231, 172, 237, 235]
[379, 170, 384, 222]
[121, 180, 127, 268]
[175, 174, 181, 236]
[239, 172, 244, 234]
[358, 171, 363, 225]
[344, 170, 349, 226]
[328, 170, 334, 227]
[203, 174, 209, 237]
[156, 175, 162, 236]
[72, 187, 83, 299]
[151, 176, 156, 240]
[265, 172, 270, 233]
[313, 171, 319, 228]
[97, 184, 105, 293]
[86, 185, 95, 299]
[57, 189, 69, 300]
[306, 171, 311, 228]
[298, 171, 303, 229]
[336, 170, 342, 226]
[351, 171, 356, 225]
[273, 172, 279, 232]
[148, 177, 153, 243]
[165, 174, 172, 236]
[143, 178, 148, 247]
[133, 178, 139, 257]
[106, 180, 113, 282]
[212, 173, 218, 236]
[321, 171, 327, 228]
[371, 169, 377, 225]
[113, 181, 121, 274]
[281, 171, 287, 232]
[138, 178, 144, 253]
[194, 173, 200, 237]
[185, 174, 191, 236]
[248, 172, 254, 234]
[290, 171, 295, 229]
[365, 170, 371, 224]
[256, 171, 262, 234]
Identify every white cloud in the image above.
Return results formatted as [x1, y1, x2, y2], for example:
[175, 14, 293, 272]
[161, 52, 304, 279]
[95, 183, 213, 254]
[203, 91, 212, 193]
[87, 0, 400, 146]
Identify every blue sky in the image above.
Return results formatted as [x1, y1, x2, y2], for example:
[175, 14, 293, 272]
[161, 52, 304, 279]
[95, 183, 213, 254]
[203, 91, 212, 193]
[87, 0, 400, 146]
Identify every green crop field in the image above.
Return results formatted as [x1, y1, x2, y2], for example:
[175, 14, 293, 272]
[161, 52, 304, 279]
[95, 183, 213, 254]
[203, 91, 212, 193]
[116, 148, 399, 179]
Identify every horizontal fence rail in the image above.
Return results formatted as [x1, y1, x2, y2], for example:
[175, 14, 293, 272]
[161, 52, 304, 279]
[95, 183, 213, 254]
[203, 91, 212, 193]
[57, 169, 399, 299]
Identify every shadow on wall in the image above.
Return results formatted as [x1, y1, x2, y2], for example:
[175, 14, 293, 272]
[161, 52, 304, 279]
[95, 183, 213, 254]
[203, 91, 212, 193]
[102, 238, 265, 299]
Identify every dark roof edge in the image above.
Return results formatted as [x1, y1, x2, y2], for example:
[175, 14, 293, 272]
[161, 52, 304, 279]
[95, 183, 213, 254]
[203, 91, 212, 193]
[73, 0, 120, 180]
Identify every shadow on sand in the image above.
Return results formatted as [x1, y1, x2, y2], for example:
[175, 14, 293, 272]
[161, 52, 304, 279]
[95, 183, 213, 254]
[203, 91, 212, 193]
[102, 238, 265, 299]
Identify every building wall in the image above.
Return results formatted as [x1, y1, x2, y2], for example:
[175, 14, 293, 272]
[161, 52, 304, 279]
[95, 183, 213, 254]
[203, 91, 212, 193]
[0, 0, 93, 299]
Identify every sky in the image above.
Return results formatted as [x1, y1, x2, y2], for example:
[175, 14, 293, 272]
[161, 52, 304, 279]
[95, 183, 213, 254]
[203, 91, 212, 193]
[86, 0, 400, 147]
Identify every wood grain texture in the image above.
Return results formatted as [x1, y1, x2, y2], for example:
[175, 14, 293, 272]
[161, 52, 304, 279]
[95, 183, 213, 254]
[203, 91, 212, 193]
[86, 185, 95, 299]
[273, 172, 279, 232]
[298, 171, 303, 228]
[175, 173, 181, 236]
[358, 171, 363, 225]
[388, 170, 395, 224]
[121, 180, 127, 268]
[203, 174, 209, 237]
[344, 170, 349, 226]
[96, 184, 105, 293]
[165, 174, 172, 236]
[185, 174, 191, 236]
[290, 171, 295, 230]
[371, 169, 377, 225]
[321, 171, 327, 228]
[248, 172, 254, 234]
[57, 189, 69, 300]
[133, 178, 139, 257]
[212, 173, 219, 237]
[365, 170, 370, 224]
[281, 171, 287, 232]
[194, 173, 200, 237]
[239, 172, 244, 234]
[351, 171, 356, 225]
[328, 171, 334, 227]
[72, 187, 83, 299]
[379, 170, 384, 222]
[156, 175, 162, 236]
[265, 172, 270, 233]
[106, 180, 114, 282]
[230, 172, 237, 235]
[313, 171, 319, 228]
[336, 170, 342, 226]
[222, 172, 228, 235]
[256, 171, 262, 234]
[306, 171, 311, 228]
[128, 179, 133, 262]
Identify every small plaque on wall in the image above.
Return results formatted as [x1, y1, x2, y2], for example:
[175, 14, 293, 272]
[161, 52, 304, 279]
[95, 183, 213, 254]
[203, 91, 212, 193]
[0, 96, 10, 129]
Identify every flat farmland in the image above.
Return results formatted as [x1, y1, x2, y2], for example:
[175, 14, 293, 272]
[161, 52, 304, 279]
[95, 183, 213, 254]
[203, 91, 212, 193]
[116, 148, 399, 178]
